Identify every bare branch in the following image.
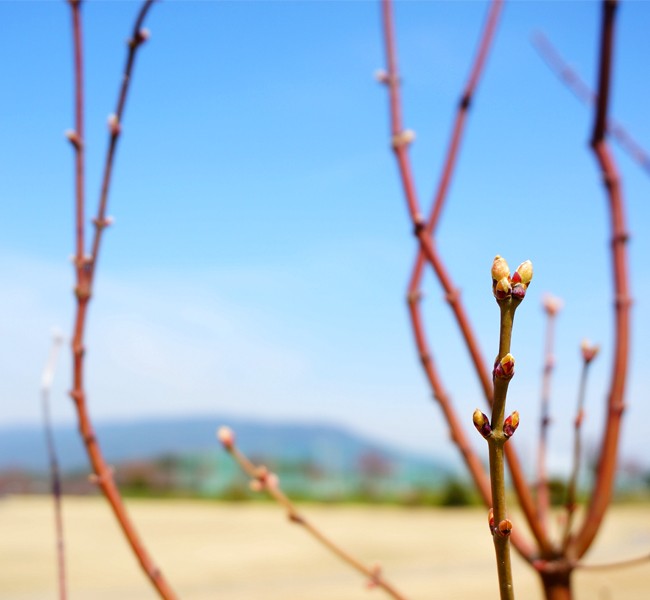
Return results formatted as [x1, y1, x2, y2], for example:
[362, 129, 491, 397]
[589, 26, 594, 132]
[573, 0, 632, 559]
[66, 2, 176, 598]
[532, 31, 650, 175]
[218, 427, 409, 600]
[41, 330, 67, 600]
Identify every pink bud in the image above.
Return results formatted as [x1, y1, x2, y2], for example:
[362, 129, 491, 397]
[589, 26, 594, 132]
[580, 339, 600, 364]
[503, 411, 520, 438]
[512, 260, 533, 287]
[542, 294, 563, 316]
[494, 353, 515, 379]
[391, 129, 416, 149]
[216, 426, 235, 450]
[494, 276, 512, 300]
[472, 408, 492, 438]
[491, 255, 510, 282]
[108, 113, 121, 136]
[497, 519, 513, 537]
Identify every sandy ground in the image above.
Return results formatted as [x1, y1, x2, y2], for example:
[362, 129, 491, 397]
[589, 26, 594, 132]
[0, 496, 648, 599]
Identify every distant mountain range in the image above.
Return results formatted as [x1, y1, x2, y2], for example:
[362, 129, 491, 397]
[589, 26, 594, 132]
[0, 416, 453, 480]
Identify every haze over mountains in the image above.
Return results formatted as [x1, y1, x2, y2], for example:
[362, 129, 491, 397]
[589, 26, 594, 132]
[0, 415, 452, 478]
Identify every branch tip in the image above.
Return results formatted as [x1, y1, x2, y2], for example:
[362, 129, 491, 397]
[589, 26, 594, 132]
[216, 425, 235, 450]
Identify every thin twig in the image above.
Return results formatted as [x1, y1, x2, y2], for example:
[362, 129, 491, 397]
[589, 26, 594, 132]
[379, 0, 548, 558]
[482, 257, 532, 600]
[535, 296, 561, 531]
[572, 0, 632, 560]
[217, 427, 409, 600]
[532, 31, 650, 175]
[41, 330, 67, 600]
[66, 2, 176, 598]
[562, 344, 598, 551]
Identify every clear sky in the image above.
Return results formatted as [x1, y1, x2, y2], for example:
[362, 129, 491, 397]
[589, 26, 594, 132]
[0, 0, 649, 475]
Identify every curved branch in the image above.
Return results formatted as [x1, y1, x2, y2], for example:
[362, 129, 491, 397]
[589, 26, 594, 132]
[573, 0, 631, 559]
[67, 2, 176, 598]
[380, 0, 549, 558]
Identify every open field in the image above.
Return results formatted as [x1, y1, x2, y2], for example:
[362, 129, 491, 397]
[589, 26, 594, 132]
[1, 495, 648, 599]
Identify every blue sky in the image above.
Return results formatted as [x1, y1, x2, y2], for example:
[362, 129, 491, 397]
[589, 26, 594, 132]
[0, 0, 649, 475]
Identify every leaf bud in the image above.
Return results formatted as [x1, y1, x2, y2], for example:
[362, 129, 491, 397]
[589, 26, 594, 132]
[497, 519, 513, 537]
[391, 129, 416, 149]
[491, 255, 510, 283]
[512, 260, 533, 287]
[494, 276, 512, 300]
[503, 411, 520, 438]
[216, 426, 235, 450]
[580, 339, 600, 364]
[542, 294, 563, 316]
[493, 353, 515, 379]
[473, 408, 492, 438]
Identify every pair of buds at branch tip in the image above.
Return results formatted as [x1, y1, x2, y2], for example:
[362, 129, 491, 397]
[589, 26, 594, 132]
[473, 409, 520, 439]
[491, 255, 533, 301]
[581, 339, 600, 364]
[249, 466, 280, 492]
[488, 508, 513, 538]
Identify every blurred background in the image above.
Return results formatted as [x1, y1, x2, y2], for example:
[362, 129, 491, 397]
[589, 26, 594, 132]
[0, 0, 649, 502]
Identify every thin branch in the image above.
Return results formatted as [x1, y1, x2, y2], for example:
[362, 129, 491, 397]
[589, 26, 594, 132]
[573, 0, 632, 559]
[218, 427, 409, 600]
[379, 0, 549, 558]
[562, 344, 598, 551]
[535, 296, 561, 531]
[41, 330, 67, 600]
[67, 2, 176, 598]
[532, 31, 650, 175]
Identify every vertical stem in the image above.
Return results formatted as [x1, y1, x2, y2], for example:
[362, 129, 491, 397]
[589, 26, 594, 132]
[562, 361, 591, 549]
[69, 0, 85, 265]
[487, 300, 518, 600]
[41, 332, 67, 600]
[536, 308, 558, 529]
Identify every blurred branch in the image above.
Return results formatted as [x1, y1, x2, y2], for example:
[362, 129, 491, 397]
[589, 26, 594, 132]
[562, 343, 598, 550]
[66, 2, 177, 598]
[218, 427, 409, 600]
[536, 296, 562, 531]
[41, 330, 66, 600]
[379, 0, 546, 559]
[532, 30, 650, 175]
[573, 0, 632, 559]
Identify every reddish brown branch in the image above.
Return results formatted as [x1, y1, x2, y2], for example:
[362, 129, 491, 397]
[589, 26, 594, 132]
[532, 31, 650, 175]
[536, 297, 561, 531]
[41, 331, 67, 600]
[380, 0, 550, 558]
[67, 2, 176, 598]
[573, 0, 631, 559]
[218, 428, 409, 600]
[562, 346, 597, 551]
